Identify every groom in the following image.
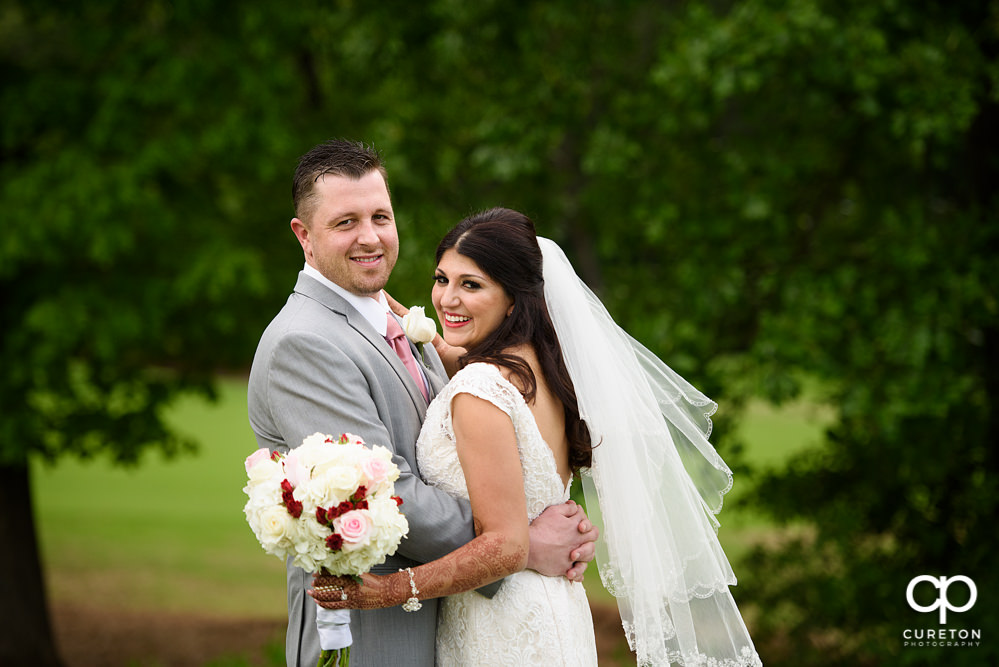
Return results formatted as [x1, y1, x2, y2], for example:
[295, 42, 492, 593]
[248, 139, 597, 667]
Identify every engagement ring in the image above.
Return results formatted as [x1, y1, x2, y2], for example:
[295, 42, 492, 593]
[315, 584, 347, 600]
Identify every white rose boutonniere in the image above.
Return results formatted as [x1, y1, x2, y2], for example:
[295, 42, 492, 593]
[401, 306, 437, 364]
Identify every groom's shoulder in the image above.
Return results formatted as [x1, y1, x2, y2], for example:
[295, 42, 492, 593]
[252, 279, 337, 343]
[275, 273, 349, 320]
[264, 290, 346, 338]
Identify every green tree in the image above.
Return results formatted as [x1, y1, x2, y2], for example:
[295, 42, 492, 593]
[0, 3, 317, 662]
[626, 2, 997, 664]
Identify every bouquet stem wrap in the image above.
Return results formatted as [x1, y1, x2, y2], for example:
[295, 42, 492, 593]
[317, 607, 351, 651]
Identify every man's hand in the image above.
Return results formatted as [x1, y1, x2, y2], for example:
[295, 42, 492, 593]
[526, 500, 598, 582]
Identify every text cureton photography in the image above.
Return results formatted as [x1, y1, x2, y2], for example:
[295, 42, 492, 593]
[903, 575, 982, 650]
[902, 628, 981, 648]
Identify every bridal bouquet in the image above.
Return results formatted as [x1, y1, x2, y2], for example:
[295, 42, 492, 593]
[243, 432, 410, 666]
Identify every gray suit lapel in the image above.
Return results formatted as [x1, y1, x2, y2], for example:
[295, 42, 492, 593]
[294, 273, 431, 412]
[421, 345, 449, 398]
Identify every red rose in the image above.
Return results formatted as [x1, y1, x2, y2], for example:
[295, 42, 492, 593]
[326, 533, 343, 551]
[353, 485, 367, 500]
[286, 499, 303, 519]
[316, 507, 328, 524]
[355, 499, 369, 510]
[392, 496, 403, 506]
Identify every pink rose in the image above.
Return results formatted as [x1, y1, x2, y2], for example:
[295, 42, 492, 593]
[283, 448, 307, 487]
[244, 448, 271, 473]
[333, 510, 372, 548]
[360, 457, 391, 486]
[340, 433, 366, 445]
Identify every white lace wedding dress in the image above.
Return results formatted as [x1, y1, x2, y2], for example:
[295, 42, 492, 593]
[416, 362, 598, 666]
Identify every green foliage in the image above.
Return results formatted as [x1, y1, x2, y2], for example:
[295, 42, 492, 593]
[3, 1, 997, 664]
[636, 2, 998, 665]
[1, 1, 308, 464]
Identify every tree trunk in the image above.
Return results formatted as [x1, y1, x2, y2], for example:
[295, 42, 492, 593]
[0, 462, 65, 666]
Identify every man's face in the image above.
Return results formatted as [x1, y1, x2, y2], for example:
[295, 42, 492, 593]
[291, 170, 399, 296]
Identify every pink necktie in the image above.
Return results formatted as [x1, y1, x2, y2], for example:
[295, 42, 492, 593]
[385, 314, 429, 402]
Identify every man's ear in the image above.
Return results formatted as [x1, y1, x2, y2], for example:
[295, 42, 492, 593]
[290, 218, 311, 259]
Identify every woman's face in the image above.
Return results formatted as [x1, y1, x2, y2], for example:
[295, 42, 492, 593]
[432, 248, 514, 350]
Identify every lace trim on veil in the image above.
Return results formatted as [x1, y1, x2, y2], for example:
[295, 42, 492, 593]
[539, 238, 762, 667]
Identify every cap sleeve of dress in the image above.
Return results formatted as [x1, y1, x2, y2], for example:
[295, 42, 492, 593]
[442, 363, 522, 424]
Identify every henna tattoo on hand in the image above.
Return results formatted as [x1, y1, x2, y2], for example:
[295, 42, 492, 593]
[311, 572, 409, 610]
[309, 533, 527, 611]
[415, 532, 527, 598]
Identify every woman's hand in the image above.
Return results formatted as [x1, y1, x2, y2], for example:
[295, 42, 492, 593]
[431, 337, 465, 378]
[383, 290, 409, 319]
[309, 571, 407, 610]
[383, 290, 465, 376]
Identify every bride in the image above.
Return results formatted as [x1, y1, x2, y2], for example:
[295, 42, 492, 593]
[311, 207, 762, 667]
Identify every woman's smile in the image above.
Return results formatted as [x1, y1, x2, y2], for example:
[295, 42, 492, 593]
[442, 311, 471, 328]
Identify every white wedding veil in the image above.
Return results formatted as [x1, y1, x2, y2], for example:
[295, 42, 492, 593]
[539, 238, 762, 667]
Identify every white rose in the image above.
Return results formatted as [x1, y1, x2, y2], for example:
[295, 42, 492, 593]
[296, 440, 337, 471]
[311, 466, 364, 505]
[244, 448, 272, 473]
[246, 457, 282, 487]
[244, 478, 283, 518]
[402, 306, 437, 345]
[312, 443, 363, 476]
[256, 505, 298, 553]
[283, 447, 310, 488]
[359, 456, 392, 491]
[301, 432, 334, 449]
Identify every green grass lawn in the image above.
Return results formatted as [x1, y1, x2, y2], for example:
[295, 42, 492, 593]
[31, 377, 287, 620]
[31, 377, 832, 618]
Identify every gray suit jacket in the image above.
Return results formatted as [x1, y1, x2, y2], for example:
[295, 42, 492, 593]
[248, 272, 481, 667]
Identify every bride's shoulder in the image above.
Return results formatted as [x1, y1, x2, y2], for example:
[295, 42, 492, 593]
[448, 362, 521, 406]
[452, 361, 506, 384]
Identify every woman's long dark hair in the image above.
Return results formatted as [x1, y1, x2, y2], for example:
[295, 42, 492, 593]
[436, 208, 593, 471]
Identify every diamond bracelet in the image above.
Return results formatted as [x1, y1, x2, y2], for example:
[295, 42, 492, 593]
[400, 567, 422, 612]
